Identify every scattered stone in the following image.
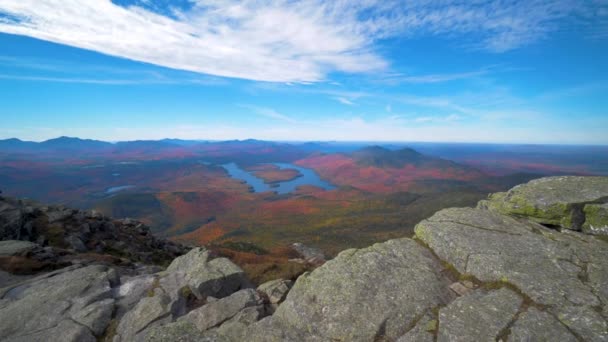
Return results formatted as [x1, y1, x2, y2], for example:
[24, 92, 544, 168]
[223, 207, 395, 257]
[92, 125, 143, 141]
[461, 280, 475, 289]
[448, 282, 471, 296]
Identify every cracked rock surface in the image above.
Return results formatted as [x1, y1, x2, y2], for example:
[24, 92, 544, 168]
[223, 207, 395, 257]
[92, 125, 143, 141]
[416, 176, 608, 341]
[246, 238, 455, 341]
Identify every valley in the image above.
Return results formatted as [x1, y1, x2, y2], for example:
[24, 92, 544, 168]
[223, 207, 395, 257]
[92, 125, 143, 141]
[1, 137, 606, 281]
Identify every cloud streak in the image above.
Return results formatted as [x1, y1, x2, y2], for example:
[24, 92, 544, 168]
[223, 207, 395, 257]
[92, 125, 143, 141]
[240, 104, 297, 123]
[0, 1, 604, 82]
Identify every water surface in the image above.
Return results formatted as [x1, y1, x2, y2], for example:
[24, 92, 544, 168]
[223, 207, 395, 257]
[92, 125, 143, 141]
[222, 162, 335, 194]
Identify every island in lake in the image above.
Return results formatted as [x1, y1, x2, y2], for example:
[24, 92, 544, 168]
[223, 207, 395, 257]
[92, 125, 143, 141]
[245, 164, 303, 185]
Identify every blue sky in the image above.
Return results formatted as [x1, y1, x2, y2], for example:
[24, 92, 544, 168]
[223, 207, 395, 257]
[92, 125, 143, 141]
[0, 0, 607, 144]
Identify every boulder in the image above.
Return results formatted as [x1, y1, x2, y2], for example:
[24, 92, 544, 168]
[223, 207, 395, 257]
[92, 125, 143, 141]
[248, 238, 454, 341]
[0, 240, 38, 256]
[415, 207, 608, 340]
[257, 278, 292, 312]
[113, 274, 158, 318]
[437, 288, 521, 342]
[478, 176, 608, 231]
[213, 305, 265, 341]
[65, 234, 87, 252]
[291, 242, 325, 264]
[114, 290, 175, 342]
[179, 288, 263, 332]
[163, 248, 250, 300]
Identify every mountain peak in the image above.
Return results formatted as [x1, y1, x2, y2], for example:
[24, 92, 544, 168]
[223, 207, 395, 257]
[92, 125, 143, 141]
[352, 146, 427, 168]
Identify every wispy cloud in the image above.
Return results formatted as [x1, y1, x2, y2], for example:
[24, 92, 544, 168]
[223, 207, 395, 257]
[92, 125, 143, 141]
[334, 97, 355, 106]
[0, 55, 229, 85]
[0, 1, 603, 82]
[383, 70, 488, 84]
[414, 114, 463, 123]
[239, 104, 297, 123]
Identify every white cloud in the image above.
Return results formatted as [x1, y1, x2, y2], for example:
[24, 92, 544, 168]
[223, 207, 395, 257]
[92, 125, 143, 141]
[413, 114, 462, 123]
[239, 104, 297, 123]
[334, 97, 355, 106]
[384, 70, 488, 84]
[0, 1, 603, 82]
[0, 0, 387, 82]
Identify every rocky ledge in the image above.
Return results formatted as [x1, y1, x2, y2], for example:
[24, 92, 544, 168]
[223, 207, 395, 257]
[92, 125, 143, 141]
[0, 176, 607, 341]
[0, 195, 188, 271]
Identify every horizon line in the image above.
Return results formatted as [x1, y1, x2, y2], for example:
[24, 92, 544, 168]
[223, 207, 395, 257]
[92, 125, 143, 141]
[1, 136, 608, 147]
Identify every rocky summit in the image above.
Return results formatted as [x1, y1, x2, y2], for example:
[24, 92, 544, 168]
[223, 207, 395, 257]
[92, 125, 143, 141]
[0, 176, 607, 341]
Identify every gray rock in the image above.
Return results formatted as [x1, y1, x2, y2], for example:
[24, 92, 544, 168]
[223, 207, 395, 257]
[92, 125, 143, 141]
[437, 288, 522, 342]
[0, 240, 38, 256]
[46, 208, 73, 223]
[0, 270, 31, 288]
[249, 238, 454, 341]
[179, 288, 262, 332]
[163, 248, 250, 300]
[396, 312, 436, 342]
[478, 176, 608, 231]
[291, 242, 326, 263]
[257, 278, 292, 313]
[244, 316, 304, 342]
[72, 298, 115, 336]
[509, 308, 576, 342]
[0, 265, 116, 341]
[214, 305, 265, 341]
[583, 203, 608, 235]
[113, 274, 158, 318]
[5, 319, 96, 342]
[114, 290, 174, 342]
[553, 304, 607, 341]
[65, 234, 87, 252]
[141, 320, 209, 342]
[415, 206, 608, 341]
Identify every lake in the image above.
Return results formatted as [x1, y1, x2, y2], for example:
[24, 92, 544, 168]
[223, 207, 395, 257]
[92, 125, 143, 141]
[221, 162, 336, 194]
